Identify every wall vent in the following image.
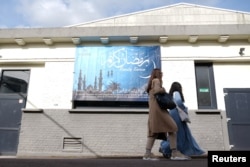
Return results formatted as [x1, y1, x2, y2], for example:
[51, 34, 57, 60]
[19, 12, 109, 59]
[63, 137, 83, 152]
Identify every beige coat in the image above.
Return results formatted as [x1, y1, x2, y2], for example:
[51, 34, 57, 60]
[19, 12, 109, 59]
[147, 78, 178, 137]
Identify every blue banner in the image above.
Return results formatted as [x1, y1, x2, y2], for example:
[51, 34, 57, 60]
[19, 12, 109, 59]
[73, 46, 161, 102]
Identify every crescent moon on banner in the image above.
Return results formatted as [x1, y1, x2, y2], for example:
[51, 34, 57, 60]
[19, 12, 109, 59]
[139, 61, 156, 79]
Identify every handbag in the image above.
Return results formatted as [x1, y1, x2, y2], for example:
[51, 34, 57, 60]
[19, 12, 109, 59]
[177, 106, 191, 123]
[154, 92, 176, 110]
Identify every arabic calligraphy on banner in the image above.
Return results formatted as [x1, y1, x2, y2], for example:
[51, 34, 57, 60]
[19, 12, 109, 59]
[73, 46, 161, 102]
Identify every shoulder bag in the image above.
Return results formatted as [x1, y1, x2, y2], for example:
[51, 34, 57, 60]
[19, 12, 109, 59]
[176, 106, 191, 123]
[154, 92, 176, 110]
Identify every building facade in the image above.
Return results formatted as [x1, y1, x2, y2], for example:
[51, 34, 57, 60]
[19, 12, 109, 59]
[0, 3, 250, 157]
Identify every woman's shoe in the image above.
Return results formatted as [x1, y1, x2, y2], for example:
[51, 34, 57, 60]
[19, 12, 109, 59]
[159, 147, 170, 159]
[143, 153, 159, 161]
[171, 150, 191, 160]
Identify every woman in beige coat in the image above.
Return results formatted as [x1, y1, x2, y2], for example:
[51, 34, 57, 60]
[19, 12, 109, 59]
[143, 68, 190, 160]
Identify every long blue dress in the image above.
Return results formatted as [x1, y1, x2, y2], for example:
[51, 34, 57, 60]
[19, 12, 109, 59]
[160, 91, 205, 157]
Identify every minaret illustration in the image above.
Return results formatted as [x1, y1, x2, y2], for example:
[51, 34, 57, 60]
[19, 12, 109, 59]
[99, 70, 103, 91]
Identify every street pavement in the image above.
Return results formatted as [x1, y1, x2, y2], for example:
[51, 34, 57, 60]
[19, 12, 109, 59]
[0, 157, 207, 167]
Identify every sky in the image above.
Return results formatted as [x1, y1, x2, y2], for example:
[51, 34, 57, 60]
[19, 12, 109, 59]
[0, 0, 250, 29]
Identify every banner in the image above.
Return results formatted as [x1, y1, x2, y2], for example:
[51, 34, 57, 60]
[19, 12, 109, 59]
[73, 46, 161, 102]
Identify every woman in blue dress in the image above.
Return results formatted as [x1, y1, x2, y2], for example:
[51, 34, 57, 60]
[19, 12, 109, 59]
[159, 82, 206, 158]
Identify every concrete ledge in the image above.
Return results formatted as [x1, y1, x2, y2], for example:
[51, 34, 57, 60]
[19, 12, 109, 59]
[16, 152, 145, 159]
[69, 107, 148, 114]
[195, 109, 221, 114]
[22, 108, 44, 113]
[1, 25, 250, 38]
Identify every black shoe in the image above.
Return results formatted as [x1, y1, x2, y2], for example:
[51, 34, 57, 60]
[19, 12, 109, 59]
[159, 147, 170, 159]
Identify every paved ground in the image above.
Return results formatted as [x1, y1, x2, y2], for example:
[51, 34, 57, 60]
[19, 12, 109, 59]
[0, 157, 207, 167]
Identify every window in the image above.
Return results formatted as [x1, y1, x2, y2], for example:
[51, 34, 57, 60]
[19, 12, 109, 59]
[0, 70, 30, 94]
[195, 63, 217, 109]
